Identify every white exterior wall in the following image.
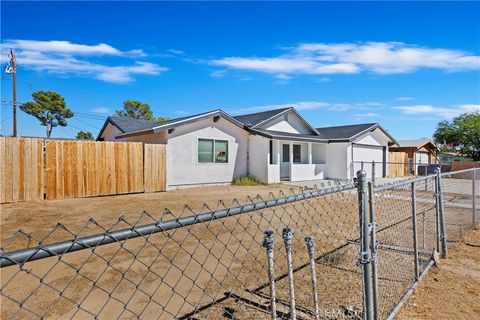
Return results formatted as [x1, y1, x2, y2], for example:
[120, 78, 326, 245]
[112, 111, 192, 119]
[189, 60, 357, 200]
[249, 135, 269, 183]
[291, 164, 326, 181]
[167, 118, 248, 188]
[325, 143, 350, 180]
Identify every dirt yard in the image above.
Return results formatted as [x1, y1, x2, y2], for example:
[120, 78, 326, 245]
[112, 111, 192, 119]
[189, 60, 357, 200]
[397, 225, 480, 320]
[1, 184, 291, 247]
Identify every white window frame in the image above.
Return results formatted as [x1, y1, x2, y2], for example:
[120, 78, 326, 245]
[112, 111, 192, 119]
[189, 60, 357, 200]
[197, 138, 229, 164]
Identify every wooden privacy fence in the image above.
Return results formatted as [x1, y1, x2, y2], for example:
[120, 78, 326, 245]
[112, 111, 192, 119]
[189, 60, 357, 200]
[1, 137, 167, 203]
[388, 151, 409, 177]
[451, 161, 480, 171]
[0, 138, 44, 203]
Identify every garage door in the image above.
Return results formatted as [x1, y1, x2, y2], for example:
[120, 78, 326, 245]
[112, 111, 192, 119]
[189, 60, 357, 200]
[352, 144, 385, 179]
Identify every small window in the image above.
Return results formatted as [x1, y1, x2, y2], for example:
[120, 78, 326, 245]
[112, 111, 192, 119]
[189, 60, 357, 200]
[198, 139, 228, 163]
[198, 139, 214, 163]
[215, 140, 228, 163]
[293, 144, 301, 163]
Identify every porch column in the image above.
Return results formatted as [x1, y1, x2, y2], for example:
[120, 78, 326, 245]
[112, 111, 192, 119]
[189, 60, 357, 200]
[308, 142, 312, 164]
[276, 140, 281, 165]
[289, 141, 293, 179]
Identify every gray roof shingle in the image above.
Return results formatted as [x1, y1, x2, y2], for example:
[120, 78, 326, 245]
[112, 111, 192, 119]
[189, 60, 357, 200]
[397, 139, 435, 148]
[108, 116, 163, 134]
[105, 110, 222, 135]
[315, 123, 377, 140]
[233, 107, 291, 127]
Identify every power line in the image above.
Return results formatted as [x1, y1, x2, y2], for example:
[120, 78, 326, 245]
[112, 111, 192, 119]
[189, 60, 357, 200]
[71, 116, 101, 130]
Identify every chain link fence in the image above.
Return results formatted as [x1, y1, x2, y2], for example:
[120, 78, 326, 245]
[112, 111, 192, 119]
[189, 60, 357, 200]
[1, 168, 478, 319]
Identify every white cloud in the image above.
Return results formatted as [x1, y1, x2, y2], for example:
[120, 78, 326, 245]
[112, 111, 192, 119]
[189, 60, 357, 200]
[3, 39, 145, 56]
[354, 112, 379, 118]
[2, 39, 166, 83]
[166, 49, 185, 56]
[394, 104, 480, 118]
[210, 41, 480, 79]
[230, 101, 354, 115]
[316, 77, 332, 82]
[91, 107, 109, 114]
[396, 97, 416, 101]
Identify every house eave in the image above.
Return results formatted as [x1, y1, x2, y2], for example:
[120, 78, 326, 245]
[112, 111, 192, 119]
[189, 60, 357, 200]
[249, 129, 328, 143]
[115, 110, 246, 139]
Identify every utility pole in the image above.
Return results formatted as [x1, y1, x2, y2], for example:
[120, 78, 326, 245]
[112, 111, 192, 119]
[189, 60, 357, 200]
[5, 49, 17, 136]
[11, 49, 17, 137]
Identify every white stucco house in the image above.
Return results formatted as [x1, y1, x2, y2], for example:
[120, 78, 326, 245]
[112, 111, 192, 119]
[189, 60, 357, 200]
[97, 107, 397, 189]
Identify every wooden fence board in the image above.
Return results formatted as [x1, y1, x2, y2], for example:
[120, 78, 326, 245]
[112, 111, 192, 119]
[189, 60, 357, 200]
[389, 151, 409, 177]
[1, 137, 44, 203]
[144, 144, 167, 192]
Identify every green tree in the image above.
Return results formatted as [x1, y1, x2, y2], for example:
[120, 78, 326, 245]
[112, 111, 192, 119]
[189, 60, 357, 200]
[115, 100, 168, 122]
[76, 131, 94, 140]
[20, 91, 74, 138]
[433, 112, 480, 161]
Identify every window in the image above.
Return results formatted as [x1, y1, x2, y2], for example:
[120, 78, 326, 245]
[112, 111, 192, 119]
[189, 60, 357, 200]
[198, 139, 213, 163]
[215, 140, 228, 163]
[198, 139, 228, 163]
[293, 144, 301, 163]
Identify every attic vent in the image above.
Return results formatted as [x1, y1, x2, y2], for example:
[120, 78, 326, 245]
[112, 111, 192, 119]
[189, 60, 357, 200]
[284, 114, 288, 121]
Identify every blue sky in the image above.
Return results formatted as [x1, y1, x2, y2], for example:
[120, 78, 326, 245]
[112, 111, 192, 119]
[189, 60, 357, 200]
[1, 1, 479, 140]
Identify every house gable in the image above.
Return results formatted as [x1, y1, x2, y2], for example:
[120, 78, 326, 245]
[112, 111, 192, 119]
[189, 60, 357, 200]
[256, 109, 318, 135]
[98, 121, 123, 141]
[353, 129, 389, 146]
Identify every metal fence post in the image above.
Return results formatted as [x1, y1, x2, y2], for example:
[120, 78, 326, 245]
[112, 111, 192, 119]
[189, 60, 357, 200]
[473, 169, 477, 226]
[422, 209, 426, 250]
[357, 170, 373, 320]
[434, 173, 441, 252]
[282, 227, 296, 320]
[411, 182, 419, 280]
[305, 236, 320, 320]
[367, 181, 379, 320]
[371, 161, 376, 186]
[436, 169, 448, 258]
[263, 230, 277, 320]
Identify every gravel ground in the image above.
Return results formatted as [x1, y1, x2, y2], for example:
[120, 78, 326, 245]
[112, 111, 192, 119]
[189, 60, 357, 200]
[396, 225, 480, 320]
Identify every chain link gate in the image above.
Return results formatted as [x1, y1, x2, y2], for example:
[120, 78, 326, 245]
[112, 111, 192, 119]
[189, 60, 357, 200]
[358, 167, 479, 320]
[1, 168, 478, 319]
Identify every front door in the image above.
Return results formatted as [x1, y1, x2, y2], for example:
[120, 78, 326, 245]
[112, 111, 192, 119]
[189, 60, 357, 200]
[280, 144, 290, 180]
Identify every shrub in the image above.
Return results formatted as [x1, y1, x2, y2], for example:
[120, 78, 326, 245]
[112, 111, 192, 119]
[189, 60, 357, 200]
[231, 175, 264, 186]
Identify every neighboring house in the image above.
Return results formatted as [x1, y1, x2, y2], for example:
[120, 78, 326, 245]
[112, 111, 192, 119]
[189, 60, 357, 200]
[97, 107, 397, 189]
[389, 139, 438, 175]
[390, 140, 438, 164]
[438, 151, 472, 164]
